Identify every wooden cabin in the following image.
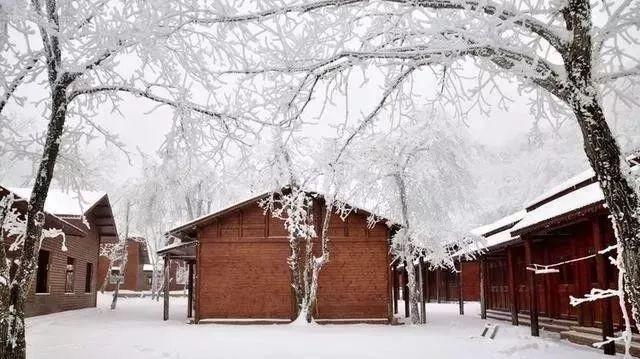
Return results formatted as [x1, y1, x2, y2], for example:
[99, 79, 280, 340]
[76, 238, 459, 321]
[1, 186, 118, 316]
[98, 238, 184, 293]
[159, 193, 393, 323]
[476, 169, 636, 356]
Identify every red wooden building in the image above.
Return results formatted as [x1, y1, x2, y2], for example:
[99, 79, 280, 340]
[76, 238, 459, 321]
[1, 186, 118, 316]
[158, 193, 393, 323]
[476, 169, 637, 356]
[389, 258, 480, 321]
[98, 238, 185, 293]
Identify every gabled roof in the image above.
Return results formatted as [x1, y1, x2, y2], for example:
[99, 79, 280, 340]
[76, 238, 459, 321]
[8, 187, 106, 216]
[167, 193, 269, 238]
[0, 186, 87, 236]
[167, 190, 392, 240]
[3, 186, 118, 240]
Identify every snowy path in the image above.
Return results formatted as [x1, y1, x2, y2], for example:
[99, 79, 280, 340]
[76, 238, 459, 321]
[26, 294, 615, 358]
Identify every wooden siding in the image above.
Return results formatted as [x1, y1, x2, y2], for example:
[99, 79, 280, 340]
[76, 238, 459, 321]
[25, 213, 100, 317]
[195, 200, 391, 321]
[483, 215, 631, 330]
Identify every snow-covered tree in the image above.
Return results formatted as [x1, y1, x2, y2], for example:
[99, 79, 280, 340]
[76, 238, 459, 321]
[0, 1, 259, 356]
[335, 110, 477, 323]
[191, 0, 640, 342]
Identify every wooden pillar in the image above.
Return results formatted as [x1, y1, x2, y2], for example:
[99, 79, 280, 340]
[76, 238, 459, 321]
[424, 265, 430, 303]
[163, 257, 170, 321]
[458, 261, 464, 315]
[524, 238, 539, 337]
[392, 266, 399, 314]
[507, 246, 519, 326]
[435, 269, 441, 303]
[187, 261, 194, 319]
[419, 258, 426, 323]
[543, 246, 554, 318]
[480, 256, 487, 319]
[594, 219, 615, 355]
[403, 265, 409, 318]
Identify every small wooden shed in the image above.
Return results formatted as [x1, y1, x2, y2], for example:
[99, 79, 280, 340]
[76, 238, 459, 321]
[159, 193, 393, 323]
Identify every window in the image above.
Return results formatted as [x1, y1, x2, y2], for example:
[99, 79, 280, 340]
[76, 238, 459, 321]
[36, 250, 50, 293]
[65, 257, 75, 293]
[85, 263, 93, 293]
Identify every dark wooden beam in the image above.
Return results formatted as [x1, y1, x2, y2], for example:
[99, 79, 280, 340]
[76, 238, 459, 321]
[387, 261, 393, 323]
[458, 261, 464, 315]
[424, 265, 430, 303]
[403, 266, 409, 318]
[524, 238, 539, 336]
[187, 262, 194, 319]
[436, 269, 441, 304]
[594, 219, 615, 355]
[507, 247, 519, 325]
[480, 257, 487, 319]
[392, 266, 399, 314]
[163, 258, 170, 321]
[419, 258, 426, 323]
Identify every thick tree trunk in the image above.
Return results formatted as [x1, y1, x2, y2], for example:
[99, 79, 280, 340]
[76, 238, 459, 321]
[288, 236, 304, 311]
[572, 98, 640, 324]
[1, 83, 69, 359]
[406, 263, 421, 324]
[562, 0, 640, 326]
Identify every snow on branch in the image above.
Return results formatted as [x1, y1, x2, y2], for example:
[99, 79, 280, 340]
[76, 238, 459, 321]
[570, 288, 620, 306]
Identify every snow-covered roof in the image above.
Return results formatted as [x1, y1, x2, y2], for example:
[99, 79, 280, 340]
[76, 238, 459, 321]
[142, 264, 154, 272]
[9, 187, 106, 216]
[524, 169, 595, 209]
[511, 181, 605, 234]
[470, 210, 525, 237]
[483, 227, 516, 248]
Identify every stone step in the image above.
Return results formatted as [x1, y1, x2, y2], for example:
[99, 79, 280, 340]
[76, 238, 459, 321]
[561, 330, 640, 357]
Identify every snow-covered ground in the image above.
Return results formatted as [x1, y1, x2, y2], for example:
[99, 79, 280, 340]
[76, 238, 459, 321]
[26, 294, 614, 358]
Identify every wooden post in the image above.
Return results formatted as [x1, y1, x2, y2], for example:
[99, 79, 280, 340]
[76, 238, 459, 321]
[524, 238, 539, 337]
[480, 256, 487, 319]
[419, 258, 426, 323]
[435, 269, 441, 303]
[187, 261, 194, 319]
[507, 246, 519, 326]
[163, 257, 170, 321]
[392, 266, 399, 314]
[403, 265, 409, 318]
[458, 261, 464, 315]
[593, 219, 615, 355]
[424, 264, 430, 303]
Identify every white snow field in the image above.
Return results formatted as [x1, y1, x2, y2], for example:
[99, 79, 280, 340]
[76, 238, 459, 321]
[27, 294, 612, 359]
